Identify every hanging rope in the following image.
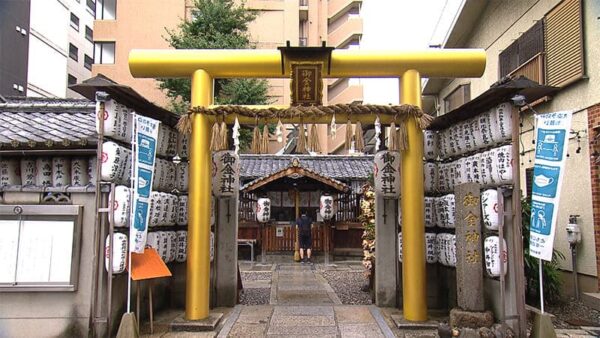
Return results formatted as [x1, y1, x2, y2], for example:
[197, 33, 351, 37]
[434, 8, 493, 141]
[388, 122, 398, 151]
[209, 122, 221, 152]
[297, 122, 307, 154]
[261, 125, 269, 154]
[219, 121, 229, 150]
[355, 121, 364, 153]
[251, 125, 261, 154]
[345, 119, 352, 151]
[308, 124, 321, 153]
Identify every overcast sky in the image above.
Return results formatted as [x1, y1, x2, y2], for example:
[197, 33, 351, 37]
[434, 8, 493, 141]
[360, 0, 463, 104]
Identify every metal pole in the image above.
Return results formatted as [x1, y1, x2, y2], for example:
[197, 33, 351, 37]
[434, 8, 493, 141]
[572, 244, 579, 300]
[127, 112, 137, 314]
[497, 187, 506, 332]
[186, 69, 213, 320]
[399, 70, 427, 321]
[539, 258, 544, 314]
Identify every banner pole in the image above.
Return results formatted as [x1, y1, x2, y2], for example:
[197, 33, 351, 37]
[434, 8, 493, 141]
[539, 258, 544, 314]
[127, 112, 138, 313]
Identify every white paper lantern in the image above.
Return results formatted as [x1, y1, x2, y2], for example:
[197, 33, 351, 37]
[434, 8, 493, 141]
[113, 185, 131, 227]
[176, 162, 189, 192]
[105, 233, 128, 274]
[477, 112, 494, 148]
[319, 195, 335, 220]
[20, 158, 36, 186]
[149, 191, 162, 227]
[436, 163, 448, 193]
[424, 197, 436, 228]
[176, 230, 187, 262]
[436, 194, 456, 228]
[455, 157, 468, 185]
[484, 236, 507, 277]
[2, 158, 22, 186]
[96, 99, 122, 139]
[447, 160, 457, 188]
[70, 158, 89, 186]
[487, 148, 500, 184]
[479, 150, 491, 186]
[487, 109, 502, 144]
[52, 157, 71, 187]
[470, 153, 482, 184]
[167, 128, 178, 157]
[159, 192, 170, 226]
[482, 189, 500, 231]
[495, 102, 512, 142]
[101, 141, 125, 182]
[168, 195, 178, 225]
[496, 145, 513, 184]
[158, 231, 169, 262]
[447, 125, 458, 156]
[423, 130, 438, 160]
[210, 231, 215, 262]
[176, 195, 188, 225]
[374, 150, 401, 198]
[455, 123, 465, 155]
[424, 162, 437, 194]
[447, 234, 457, 267]
[439, 129, 449, 159]
[120, 147, 132, 185]
[157, 124, 169, 157]
[398, 232, 403, 262]
[468, 117, 483, 151]
[256, 198, 271, 223]
[434, 197, 446, 228]
[212, 150, 240, 198]
[146, 232, 161, 252]
[35, 157, 53, 186]
[165, 231, 176, 263]
[426, 232, 438, 264]
[177, 133, 190, 159]
[436, 233, 447, 266]
[163, 161, 176, 192]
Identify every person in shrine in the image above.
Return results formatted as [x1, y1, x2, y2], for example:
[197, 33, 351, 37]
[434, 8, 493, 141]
[296, 209, 313, 264]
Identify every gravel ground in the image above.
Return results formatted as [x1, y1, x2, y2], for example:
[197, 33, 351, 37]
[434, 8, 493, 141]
[241, 271, 272, 281]
[319, 270, 373, 305]
[547, 298, 600, 329]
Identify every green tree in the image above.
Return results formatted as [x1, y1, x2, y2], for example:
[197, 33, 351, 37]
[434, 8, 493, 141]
[158, 0, 270, 149]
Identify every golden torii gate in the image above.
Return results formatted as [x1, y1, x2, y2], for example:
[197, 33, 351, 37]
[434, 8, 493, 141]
[129, 48, 486, 322]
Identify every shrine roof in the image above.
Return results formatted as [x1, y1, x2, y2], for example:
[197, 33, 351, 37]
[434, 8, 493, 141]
[0, 97, 97, 152]
[239, 154, 373, 181]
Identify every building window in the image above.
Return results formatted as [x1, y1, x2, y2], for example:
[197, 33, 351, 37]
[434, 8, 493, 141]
[94, 41, 115, 64]
[498, 0, 584, 88]
[96, 0, 117, 20]
[70, 13, 79, 31]
[69, 43, 78, 61]
[68, 74, 77, 85]
[84, 55, 93, 70]
[0, 205, 83, 292]
[85, 26, 93, 42]
[86, 0, 96, 14]
[443, 83, 470, 113]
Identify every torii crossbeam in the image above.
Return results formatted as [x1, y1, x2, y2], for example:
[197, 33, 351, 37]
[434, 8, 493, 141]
[129, 48, 486, 322]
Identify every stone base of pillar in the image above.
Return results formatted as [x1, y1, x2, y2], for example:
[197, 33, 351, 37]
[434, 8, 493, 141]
[170, 312, 223, 332]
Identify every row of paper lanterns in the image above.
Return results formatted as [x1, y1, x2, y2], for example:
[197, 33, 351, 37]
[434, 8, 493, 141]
[102, 141, 190, 192]
[396, 232, 507, 277]
[96, 99, 186, 157]
[398, 232, 456, 266]
[255, 195, 336, 223]
[0, 157, 97, 187]
[424, 145, 513, 194]
[104, 230, 215, 274]
[113, 188, 216, 228]
[422, 189, 501, 230]
[424, 102, 512, 160]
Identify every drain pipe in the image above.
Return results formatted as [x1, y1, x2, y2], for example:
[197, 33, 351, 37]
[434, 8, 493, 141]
[566, 215, 581, 300]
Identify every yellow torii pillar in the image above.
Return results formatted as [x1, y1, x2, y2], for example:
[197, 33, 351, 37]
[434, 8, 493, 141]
[129, 49, 486, 322]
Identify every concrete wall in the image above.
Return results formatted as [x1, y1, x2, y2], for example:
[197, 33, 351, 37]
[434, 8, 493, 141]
[0, 193, 96, 337]
[66, 0, 94, 98]
[432, 0, 600, 288]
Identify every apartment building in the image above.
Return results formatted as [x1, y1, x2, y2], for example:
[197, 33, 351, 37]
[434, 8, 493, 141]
[422, 0, 600, 299]
[91, 0, 364, 153]
[0, 0, 94, 98]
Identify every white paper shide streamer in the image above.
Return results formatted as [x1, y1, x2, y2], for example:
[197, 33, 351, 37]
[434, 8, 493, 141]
[374, 116, 381, 151]
[232, 117, 241, 154]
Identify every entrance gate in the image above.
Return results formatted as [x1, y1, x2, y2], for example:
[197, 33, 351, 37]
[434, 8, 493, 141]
[128, 48, 486, 322]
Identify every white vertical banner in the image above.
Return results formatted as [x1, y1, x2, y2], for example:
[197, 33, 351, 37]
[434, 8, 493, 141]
[529, 111, 572, 261]
[130, 115, 160, 253]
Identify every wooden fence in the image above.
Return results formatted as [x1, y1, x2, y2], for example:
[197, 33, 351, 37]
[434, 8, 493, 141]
[263, 226, 330, 252]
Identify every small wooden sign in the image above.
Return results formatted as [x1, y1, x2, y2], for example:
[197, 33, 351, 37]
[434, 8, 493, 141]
[291, 63, 323, 106]
[129, 247, 172, 281]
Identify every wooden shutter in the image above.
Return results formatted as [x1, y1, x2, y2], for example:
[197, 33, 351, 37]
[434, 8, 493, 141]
[544, 0, 584, 87]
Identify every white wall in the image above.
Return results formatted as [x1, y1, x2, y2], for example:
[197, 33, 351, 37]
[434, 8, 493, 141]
[435, 0, 600, 277]
[27, 0, 69, 97]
